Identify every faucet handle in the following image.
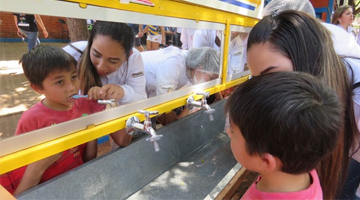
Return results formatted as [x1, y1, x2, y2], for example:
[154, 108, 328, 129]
[196, 91, 210, 98]
[146, 134, 163, 152]
[138, 110, 159, 116]
[97, 99, 116, 105]
[205, 108, 216, 121]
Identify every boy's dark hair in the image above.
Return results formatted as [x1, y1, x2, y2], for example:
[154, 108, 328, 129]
[20, 45, 77, 88]
[225, 71, 342, 174]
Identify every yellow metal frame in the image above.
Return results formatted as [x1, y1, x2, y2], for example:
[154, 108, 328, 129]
[0, 0, 259, 175]
[0, 77, 248, 174]
[63, 0, 259, 27]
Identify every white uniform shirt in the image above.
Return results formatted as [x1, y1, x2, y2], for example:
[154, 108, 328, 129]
[322, 23, 360, 58]
[228, 35, 245, 75]
[181, 28, 197, 50]
[141, 46, 190, 98]
[62, 41, 88, 61]
[63, 42, 146, 106]
[193, 29, 244, 75]
[345, 57, 360, 163]
[192, 29, 220, 51]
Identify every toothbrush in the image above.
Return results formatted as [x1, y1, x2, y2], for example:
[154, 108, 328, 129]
[72, 94, 88, 99]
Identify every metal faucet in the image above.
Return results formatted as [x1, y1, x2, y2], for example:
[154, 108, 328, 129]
[125, 110, 163, 152]
[71, 95, 117, 107]
[97, 99, 116, 106]
[186, 91, 216, 121]
[161, 85, 175, 93]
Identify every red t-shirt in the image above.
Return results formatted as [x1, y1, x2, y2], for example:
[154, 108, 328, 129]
[241, 169, 322, 200]
[0, 98, 104, 194]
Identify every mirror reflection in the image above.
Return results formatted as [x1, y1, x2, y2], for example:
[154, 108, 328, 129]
[0, 6, 228, 195]
[227, 30, 249, 81]
[0, 12, 223, 143]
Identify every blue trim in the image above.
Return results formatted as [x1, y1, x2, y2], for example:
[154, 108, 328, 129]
[0, 38, 70, 43]
[328, 0, 335, 23]
[218, 0, 256, 11]
[314, 7, 328, 13]
[97, 135, 109, 144]
[314, 7, 332, 23]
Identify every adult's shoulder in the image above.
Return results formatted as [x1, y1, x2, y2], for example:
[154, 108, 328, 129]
[321, 22, 360, 58]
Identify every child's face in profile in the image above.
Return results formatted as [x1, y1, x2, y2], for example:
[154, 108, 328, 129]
[226, 119, 261, 171]
[37, 68, 80, 111]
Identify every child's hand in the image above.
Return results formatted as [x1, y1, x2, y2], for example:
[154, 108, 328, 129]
[99, 84, 125, 102]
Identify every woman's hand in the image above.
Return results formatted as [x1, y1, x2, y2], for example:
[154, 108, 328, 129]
[87, 86, 102, 100]
[88, 84, 124, 102]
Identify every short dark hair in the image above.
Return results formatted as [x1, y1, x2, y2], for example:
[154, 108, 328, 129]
[225, 71, 342, 174]
[20, 45, 77, 88]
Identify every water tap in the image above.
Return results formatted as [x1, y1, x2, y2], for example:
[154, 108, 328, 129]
[125, 110, 163, 152]
[97, 99, 117, 108]
[72, 95, 117, 107]
[186, 91, 216, 121]
[161, 85, 175, 93]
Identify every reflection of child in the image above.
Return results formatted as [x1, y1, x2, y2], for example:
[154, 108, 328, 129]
[225, 72, 342, 199]
[0, 46, 104, 195]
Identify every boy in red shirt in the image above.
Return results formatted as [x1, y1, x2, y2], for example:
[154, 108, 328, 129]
[225, 72, 342, 199]
[0, 45, 104, 195]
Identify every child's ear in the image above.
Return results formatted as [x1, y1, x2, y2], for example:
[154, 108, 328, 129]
[30, 83, 44, 94]
[260, 153, 277, 173]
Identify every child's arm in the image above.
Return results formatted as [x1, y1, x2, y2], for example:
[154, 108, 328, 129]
[83, 140, 97, 162]
[13, 153, 62, 196]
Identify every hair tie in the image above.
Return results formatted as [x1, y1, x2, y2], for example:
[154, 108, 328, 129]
[272, 10, 279, 17]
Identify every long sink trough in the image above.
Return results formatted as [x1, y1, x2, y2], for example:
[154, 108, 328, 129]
[18, 99, 238, 199]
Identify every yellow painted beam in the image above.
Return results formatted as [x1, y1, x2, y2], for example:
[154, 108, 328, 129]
[0, 76, 248, 174]
[60, 0, 259, 26]
[221, 19, 231, 84]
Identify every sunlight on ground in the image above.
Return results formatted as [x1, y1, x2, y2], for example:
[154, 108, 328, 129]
[15, 87, 27, 92]
[0, 104, 27, 116]
[0, 60, 22, 75]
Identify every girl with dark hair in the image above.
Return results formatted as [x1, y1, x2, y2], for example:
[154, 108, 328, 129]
[78, 21, 147, 149]
[246, 10, 356, 199]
